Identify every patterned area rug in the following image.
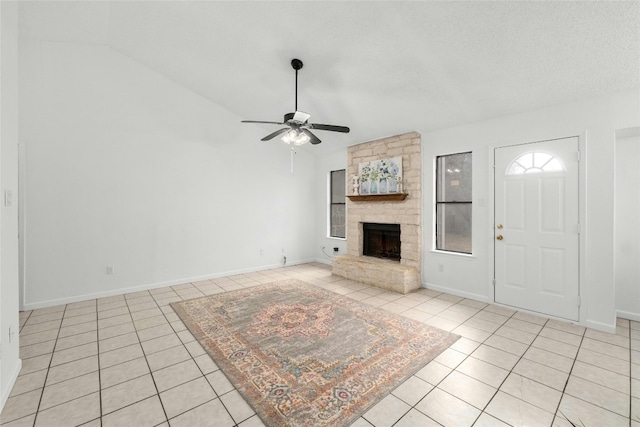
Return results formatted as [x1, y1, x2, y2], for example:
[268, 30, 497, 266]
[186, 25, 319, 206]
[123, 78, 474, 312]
[171, 279, 459, 426]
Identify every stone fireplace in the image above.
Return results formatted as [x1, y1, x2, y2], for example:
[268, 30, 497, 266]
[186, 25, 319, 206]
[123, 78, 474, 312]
[332, 132, 422, 294]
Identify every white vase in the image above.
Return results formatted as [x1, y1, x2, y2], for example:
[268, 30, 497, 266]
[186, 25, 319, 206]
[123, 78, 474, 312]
[388, 177, 398, 193]
[360, 180, 370, 194]
[379, 178, 388, 193]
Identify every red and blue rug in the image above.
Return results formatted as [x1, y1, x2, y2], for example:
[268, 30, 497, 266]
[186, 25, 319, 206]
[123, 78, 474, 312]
[172, 279, 459, 426]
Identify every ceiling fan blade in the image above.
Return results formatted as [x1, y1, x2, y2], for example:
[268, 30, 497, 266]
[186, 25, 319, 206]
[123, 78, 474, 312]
[261, 128, 290, 141]
[292, 111, 311, 124]
[301, 129, 322, 145]
[241, 120, 284, 125]
[308, 123, 350, 133]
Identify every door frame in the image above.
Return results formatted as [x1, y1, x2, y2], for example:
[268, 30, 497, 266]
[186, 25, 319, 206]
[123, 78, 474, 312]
[487, 133, 588, 325]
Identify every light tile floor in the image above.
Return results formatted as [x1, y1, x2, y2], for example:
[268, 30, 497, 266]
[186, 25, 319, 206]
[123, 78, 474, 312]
[1, 263, 638, 426]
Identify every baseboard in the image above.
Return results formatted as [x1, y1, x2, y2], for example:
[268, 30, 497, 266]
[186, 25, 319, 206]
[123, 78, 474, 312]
[1, 358, 22, 413]
[584, 319, 617, 334]
[23, 258, 316, 311]
[616, 309, 640, 322]
[422, 282, 491, 304]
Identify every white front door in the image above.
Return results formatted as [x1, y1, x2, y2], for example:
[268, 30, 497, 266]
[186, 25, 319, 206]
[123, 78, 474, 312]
[494, 137, 580, 321]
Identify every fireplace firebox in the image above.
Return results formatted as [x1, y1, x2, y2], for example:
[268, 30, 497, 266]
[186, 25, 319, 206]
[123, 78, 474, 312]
[363, 223, 401, 261]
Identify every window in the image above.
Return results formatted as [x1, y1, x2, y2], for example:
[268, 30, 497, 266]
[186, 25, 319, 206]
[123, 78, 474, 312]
[329, 169, 346, 238]
[436, 152, 472, 254]
[506, 151, 564, 175]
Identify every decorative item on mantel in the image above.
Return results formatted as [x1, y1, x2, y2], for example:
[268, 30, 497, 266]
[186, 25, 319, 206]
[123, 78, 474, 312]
[352, 175, 360, 195]
[359, 156, 402, 195]
[348, 156, 407, 201]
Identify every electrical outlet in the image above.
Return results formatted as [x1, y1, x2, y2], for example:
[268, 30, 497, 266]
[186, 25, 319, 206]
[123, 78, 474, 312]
[260, 248, 264, 256]
[333, 247, 339, 253]
[106, 266, 115, 275]
[438, 263, 444, 272]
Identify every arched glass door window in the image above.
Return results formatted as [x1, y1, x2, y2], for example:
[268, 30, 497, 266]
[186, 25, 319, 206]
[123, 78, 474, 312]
[506, 151, 565, 175]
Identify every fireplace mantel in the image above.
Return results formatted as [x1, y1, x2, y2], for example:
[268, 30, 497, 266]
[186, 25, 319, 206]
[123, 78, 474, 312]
[347, 193, 408, 202]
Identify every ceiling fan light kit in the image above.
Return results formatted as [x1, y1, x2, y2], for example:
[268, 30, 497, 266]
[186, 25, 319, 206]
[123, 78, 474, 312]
[282, 129, 311, 146]
[241, 58, 350, 146]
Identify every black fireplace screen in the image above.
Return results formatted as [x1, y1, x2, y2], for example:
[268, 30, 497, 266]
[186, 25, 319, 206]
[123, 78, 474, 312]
[363, 223, 401, 261]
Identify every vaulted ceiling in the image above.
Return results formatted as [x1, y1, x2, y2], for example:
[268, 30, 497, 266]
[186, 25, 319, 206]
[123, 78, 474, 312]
[18, 1, 640, 153]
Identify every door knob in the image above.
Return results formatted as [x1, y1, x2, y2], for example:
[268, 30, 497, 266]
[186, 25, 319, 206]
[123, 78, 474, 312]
[496, 235, 503, 241]
[496, 224, 503, 230]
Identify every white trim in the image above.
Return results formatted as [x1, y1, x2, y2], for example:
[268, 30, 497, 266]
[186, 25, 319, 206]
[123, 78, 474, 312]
[1, 359, 22, 413]
[18, 139, 26, 312]
[422, 282, 491, 304]
[430, 250, 475, 259]
[326, 172, 331, 238]
[616, 310, 640, 322]
[584, 319, 616, 334]
[22, 258, 316, 311]
[487, 144, 497, 301]
[493, 301, 594, 330]
[578, 131, 588, 327]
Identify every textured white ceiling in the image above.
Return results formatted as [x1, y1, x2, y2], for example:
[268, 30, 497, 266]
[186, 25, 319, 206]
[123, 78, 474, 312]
[19, 1, 640, 153]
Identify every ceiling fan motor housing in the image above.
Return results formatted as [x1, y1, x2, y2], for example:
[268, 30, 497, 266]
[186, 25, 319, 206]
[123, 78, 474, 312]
[291, 58, 303, 70]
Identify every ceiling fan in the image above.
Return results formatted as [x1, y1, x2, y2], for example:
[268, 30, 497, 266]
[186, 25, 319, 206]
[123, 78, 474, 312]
[241, 58, 350, 145]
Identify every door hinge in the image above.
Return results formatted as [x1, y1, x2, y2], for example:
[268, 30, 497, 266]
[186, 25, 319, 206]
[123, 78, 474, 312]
[577, 151, 581, 162]
[492, 279, 496, 287]
[577, 296, 581, 308]
[577, 223, 581, 234]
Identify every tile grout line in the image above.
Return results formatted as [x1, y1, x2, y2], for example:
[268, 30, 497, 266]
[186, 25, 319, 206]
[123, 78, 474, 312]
[125, 293, 170, 425]
[471, 309, 536, 426]
[95, 298, 103, 427]
[31, 302, 69, 426]
[630, 325, 634, 425]
[550, 323, 587, 425]
[439, 307, 523, 426]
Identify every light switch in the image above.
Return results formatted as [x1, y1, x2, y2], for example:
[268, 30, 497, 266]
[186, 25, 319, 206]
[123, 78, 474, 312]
[4, 190, 12, 207]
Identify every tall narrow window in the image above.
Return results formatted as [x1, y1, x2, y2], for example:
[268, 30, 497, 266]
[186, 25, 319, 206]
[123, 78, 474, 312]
[436, 152, 472, 253]
[330, 169, 346, 238]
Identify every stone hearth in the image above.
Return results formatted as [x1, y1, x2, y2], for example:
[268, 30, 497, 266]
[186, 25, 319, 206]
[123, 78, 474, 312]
[333, 255, 419, 294]
[333, 132, 422, 294]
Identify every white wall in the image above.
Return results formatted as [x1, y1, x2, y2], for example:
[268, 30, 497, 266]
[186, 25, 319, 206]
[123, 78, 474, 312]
[19, 40, 317, 309]
[314, 150, 348, 264]
[421, 90, 639, 332]
[615, 131, 640, 321]
[1, 0, 22, 411]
